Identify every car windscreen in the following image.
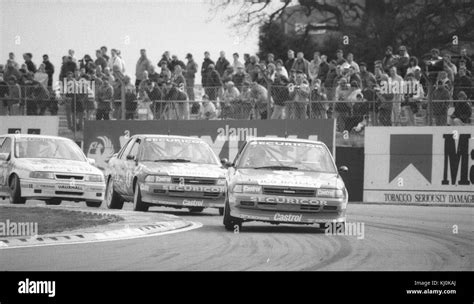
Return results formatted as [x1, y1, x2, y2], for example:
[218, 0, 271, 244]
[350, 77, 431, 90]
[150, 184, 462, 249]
[237, 141, 337, 173]
[15, 137, 86, 161]
[140, 138, 219, 165]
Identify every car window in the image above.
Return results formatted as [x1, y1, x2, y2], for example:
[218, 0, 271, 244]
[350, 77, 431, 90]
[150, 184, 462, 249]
[120, 139, 136, 160]
[128, 140, 141, 158]
[118, 138, 134, 159]
[14, 137, 86, 161]
[237, 141, 337, 173]
[0, 137, 10, 154]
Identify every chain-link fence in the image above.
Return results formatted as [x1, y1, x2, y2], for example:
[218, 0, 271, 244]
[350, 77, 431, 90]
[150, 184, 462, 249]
[1, 83, 473, 131]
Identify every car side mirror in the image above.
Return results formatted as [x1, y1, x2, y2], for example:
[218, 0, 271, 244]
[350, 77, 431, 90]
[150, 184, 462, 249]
[87, 158, 96, 166]
[221, 158, 233, 168]
[338, 166, 349, 173]
[0, 153, 10, 162]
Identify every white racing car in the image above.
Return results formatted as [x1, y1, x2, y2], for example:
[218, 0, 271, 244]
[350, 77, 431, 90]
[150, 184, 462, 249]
[0, 134, 105, 207]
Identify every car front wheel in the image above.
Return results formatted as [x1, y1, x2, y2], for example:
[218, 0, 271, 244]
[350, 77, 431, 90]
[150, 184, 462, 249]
[105, 177, 124, 209]
[9, 174, 26, 205]
[133, 182, 149, 212]
[223, 198, 242, 231]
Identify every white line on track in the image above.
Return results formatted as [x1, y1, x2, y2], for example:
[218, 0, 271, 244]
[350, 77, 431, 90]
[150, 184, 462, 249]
[0, 221, 203, 250]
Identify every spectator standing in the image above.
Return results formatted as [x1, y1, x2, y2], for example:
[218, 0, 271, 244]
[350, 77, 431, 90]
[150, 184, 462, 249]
[6, 52, 19, 69]
[216, 51, 230, 78]
[201, 51, 215, 87]
[6, 76, 21, 115]
[406, 56, 421, 76]
[246, 55, 260, 81]
[359, 62, 376, 90]
[203, 64, 222, 101]
[232, 66, 250, 91]
[249, 81, 269, 119]
[318, 55, 330, 83]
[148, 65, 161, 85]
[243, 54, 251, 70]
[308, 52, 321, 84]
[285, 50, 296, 73]
[59, 56, 77, 82]
[221, 81, 240, 119]
[163, 80, 188, 120]
[108, 49, 125, 74]
[388, 66, 404, 125]
[4, 60, 22, 84]
[42, 55, 55, 88]
[270, 73, 290, 120]
[184, 53, 198, 101]
[232, 53, 244, 71]
[158, 51, 171, 68]
[275, 59, 289, 79]
[401, 73, 425, 126]
[458, 48, 472, 72]
[449, 91, 472, 126]
[334, 77, 352, 130]
[430, 79, 451, 126]
[335, 49, 346, 65]
[382, 46, 397, 73]
[396, 46, 410, 77]
[346, 53, 360, 73]
[100, 46, 110, 63]
[292, 52, 310, 79]
[288, 71, 310, 120]
[169, 55, 185, 73]
[68, 49, 78, 64]
[96, 76, 114, 120]
[454, 68, 473, 99]
[135, 49, 152, 90]
[34, 64, 49, 88]
[95, 50, 108, 70]
[23, 53, 37, 73]
[309, 79, 328, 119]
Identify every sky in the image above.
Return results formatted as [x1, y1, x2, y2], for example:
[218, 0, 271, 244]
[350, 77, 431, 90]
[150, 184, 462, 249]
[0, 0, 260, 83]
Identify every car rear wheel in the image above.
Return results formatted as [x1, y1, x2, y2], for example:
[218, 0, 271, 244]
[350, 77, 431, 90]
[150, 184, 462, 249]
[188, 207, 204, 213]
[133, 182, 149, 212]
[223, 199, 242, 231]
[85, 201, 102, 208]
[9, 175, 26, 205]
[218, 208, 224, 216]
[45, 199, 61, 205]
[105, 177, 124, 209]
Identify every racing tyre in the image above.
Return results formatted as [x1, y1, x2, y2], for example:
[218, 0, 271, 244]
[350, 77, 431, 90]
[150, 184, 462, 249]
[9, 174, 26, 205]
[105, 177, 124, 209]
[223, 199, 242, 231]
[85, 201, 102, 208]
[188, 207, 204, 213]
[45, 199, 61, 205]
[133, 182, 149, 212]
[218, 207, 224, 216]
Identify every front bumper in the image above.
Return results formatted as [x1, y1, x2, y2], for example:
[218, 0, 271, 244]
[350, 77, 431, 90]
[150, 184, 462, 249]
[140, 183, 225, 208]
[229, 193, 347, 224]
[20, 178, 105, 202]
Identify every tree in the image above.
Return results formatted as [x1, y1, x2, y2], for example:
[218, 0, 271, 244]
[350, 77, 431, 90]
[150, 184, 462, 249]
[213, 0, 474, 67]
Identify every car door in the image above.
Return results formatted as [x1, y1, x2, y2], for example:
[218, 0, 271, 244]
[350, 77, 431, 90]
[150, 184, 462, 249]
[0, 137, 12, 195]
[123, 139, 141, 196]
[113, 138, 136, 196]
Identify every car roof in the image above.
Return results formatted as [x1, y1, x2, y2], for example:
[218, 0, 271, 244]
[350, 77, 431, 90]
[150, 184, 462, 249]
[133, 134, 205, 141]
[247, 137, 324, 145]
[1, 134, 72, 141]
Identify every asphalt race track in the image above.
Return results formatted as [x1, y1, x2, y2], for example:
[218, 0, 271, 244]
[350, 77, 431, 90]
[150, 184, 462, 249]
[1, 200, 473, 271]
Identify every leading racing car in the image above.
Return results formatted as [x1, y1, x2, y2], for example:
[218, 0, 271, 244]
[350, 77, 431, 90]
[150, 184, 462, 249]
[104, 134, 227, 213]
[223, 137, 349, 231]
[0, 134, 105, 206]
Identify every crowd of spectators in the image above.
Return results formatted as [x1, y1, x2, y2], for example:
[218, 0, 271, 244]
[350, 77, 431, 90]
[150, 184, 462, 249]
[0, 45, 473, 131]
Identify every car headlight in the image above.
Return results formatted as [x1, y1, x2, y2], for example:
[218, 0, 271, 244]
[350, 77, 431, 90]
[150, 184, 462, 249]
[232, 184, 262, 194]
[84, 174, 104, 182]
[317, 188, 345, 198]
[29, 171, 54, 179]
[216, 178, 226, 186]
[145, 175, 171, 183]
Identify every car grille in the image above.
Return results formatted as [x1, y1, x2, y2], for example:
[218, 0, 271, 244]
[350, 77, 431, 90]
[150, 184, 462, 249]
[168, 190, 221, 198]
[171, 177, 216, 185]
[257, 202, 321, 212]
[262, 187, 316, 197]
[55, 191, 84, 196]
[55, 174, 84, 181]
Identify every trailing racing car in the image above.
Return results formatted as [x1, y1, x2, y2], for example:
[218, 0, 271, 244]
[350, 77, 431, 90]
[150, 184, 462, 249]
[0, 134, 105, 207]
[223, 137, 349, 231]
[104, 135, 227, 213]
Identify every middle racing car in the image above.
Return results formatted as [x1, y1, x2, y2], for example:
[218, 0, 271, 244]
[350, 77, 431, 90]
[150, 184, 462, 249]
[104, 134, 227, 213]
